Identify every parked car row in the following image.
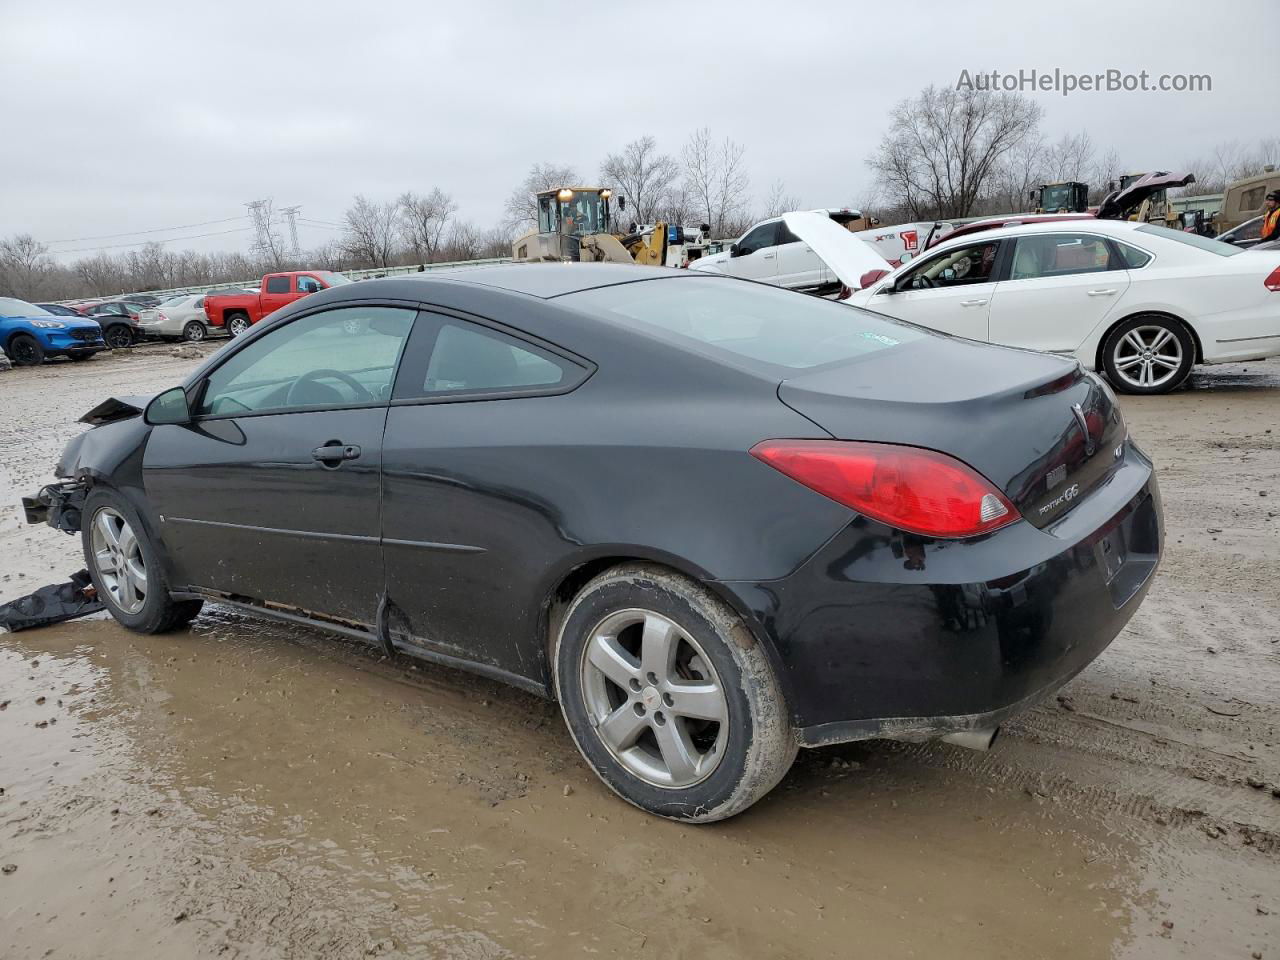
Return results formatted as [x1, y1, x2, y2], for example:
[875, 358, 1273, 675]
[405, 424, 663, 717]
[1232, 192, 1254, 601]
[1, 298, 108, 364]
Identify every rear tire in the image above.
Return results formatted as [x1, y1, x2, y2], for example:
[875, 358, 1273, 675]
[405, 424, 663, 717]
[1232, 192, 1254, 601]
[554, 563, 796, 822]
[1102, 315, 1195, 395]
[226, 312, 251, 337]
[103, 323, 134, 350]
[82, 487, 203, 633]
[182, 321, 206, 342]
[8, 334, 45, 366]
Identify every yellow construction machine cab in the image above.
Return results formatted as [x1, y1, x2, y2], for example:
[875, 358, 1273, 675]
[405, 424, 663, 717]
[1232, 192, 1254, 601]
[513, 186, 669, 265]
[536, 186, 613, 238]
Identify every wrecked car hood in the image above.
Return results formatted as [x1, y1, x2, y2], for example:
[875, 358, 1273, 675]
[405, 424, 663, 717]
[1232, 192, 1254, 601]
[79, 394, 152, 426]
[1096, 171, 1195, 220]
[782, 211, 892, 290]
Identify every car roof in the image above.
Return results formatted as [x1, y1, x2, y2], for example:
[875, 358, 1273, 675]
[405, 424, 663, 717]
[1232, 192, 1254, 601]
[394, 262, 696, 299]
[929, 217, 1144, 249]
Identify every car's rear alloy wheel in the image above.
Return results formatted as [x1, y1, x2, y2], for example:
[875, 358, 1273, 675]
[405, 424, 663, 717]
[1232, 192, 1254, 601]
[8, 334, 45, 366]
[1103, 316, 1194, 395]
[227, 314, 250, 336]
[82, 488, 203, 633]
[183, 321, 206, 342]
[555, 564, 797, 822]
[104, 325, 133, 350]
[580, 609, 730, 788]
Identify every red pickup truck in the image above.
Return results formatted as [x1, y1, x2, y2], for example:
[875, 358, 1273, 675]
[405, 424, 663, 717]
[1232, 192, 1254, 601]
[204, 270, 352, 336]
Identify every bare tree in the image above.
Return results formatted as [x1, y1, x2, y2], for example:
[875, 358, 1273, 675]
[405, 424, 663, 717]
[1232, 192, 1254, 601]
[869, 85, 1042, 219]
[682, 127, 750, 237]
[341, 195, 400, 268]
[0, 234, 53, 299]
[441, 221, 482, 261]
[1043, 131, 1095, 182]
[600, 136, 680, 226]
[398, 188, 457, 263]
[1089, 148, 1125, 201]
[654, 182, 699, 232]
[504, 162, 580, 231]
[991, 133, 1046, 213]
[763, 179, 801, 218]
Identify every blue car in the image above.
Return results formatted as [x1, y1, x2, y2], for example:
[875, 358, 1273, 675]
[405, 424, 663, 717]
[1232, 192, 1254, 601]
[0, 297, 107, 366]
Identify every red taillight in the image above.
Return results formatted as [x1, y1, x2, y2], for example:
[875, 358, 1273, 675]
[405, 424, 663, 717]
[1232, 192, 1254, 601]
[750, 439, 1019, 538]
[1265, 266, 1280, 292]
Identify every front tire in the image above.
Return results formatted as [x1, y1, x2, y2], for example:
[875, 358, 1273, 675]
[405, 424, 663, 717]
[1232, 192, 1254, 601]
[82, 487, 203, 633]
[1102, 315, 1194, 395]
[7, 334, 45, 366]
[182, 321, 207, 342]
[554, 564, 796, 822]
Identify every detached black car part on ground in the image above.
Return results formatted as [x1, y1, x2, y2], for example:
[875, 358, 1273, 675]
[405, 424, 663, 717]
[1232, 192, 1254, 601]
[24, 265, 1163, 821]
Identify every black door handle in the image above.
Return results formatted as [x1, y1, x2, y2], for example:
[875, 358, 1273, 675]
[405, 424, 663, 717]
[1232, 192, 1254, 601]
[312, 442, 361, 465]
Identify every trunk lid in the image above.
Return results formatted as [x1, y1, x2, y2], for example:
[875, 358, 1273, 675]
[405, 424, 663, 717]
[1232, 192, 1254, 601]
[777, 336, 1126, 529]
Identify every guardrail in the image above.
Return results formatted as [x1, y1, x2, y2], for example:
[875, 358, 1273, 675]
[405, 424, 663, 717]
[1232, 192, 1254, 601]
[69, 256, 514, 303]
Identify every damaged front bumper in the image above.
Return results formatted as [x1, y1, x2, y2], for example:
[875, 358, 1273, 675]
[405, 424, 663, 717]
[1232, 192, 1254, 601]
[22, 481, 88, 534]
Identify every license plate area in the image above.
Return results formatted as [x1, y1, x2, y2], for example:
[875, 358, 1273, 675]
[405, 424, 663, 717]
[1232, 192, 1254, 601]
[1097, 526, 1127, 583]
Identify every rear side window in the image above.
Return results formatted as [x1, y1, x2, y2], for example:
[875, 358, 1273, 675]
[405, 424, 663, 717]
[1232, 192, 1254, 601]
[737, 221, 781, 255]
[265, 275, 291, 293]
[396, 320, 579, 399]
[1112, 241, 1152, 268]
[565, 277, 923, 371]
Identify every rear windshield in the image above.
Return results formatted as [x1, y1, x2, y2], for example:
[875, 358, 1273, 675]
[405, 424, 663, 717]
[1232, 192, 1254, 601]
[316, 271, 353, 286]
[1135, 224, 1243, 256]
[564, 277, 923, 370]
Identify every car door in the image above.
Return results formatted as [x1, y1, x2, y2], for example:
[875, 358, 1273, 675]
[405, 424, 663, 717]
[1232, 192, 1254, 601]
[987, 232, 1133, 354]
[259, 274, 295, 317]
[774, 220, 828, 291]
[143, 303, 416, 624]
[863, 239, 1005, 341]
[726, 221, 782, 283]
[380, 312, 593, 678]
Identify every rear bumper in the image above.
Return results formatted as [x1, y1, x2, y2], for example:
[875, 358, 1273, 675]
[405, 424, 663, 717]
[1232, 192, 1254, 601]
[719, 449, 1162, 745]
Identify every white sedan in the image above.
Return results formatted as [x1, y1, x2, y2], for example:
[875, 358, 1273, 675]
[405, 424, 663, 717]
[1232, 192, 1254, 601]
[135, 294, 228, 343]
[786, 212, 1280, 394]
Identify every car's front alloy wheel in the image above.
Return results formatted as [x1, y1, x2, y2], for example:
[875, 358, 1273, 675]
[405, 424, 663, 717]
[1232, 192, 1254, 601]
[82, 487, 203, 633]
[555, 564, 796, 822]
[90, 506, 148, 615]
[7, 334, 45, 366]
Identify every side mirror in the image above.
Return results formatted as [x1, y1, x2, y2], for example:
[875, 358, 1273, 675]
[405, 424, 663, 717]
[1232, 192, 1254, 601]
[729, 243, 740, 257]
[898, 251, 914, 264]
[144, 386, 192, 426]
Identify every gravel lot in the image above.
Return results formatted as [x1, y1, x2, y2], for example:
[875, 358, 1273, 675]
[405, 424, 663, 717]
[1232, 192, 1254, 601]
[2, 344, 1277, 959]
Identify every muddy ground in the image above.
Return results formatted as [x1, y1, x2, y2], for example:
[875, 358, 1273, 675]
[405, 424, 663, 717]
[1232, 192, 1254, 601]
[1, 343, 1277, 959]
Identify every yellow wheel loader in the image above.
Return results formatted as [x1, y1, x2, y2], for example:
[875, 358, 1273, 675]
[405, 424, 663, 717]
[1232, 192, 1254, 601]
[511, 187, 675, 265]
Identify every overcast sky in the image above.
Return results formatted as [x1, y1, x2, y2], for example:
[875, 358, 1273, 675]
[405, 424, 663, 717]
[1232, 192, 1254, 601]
[2, 0, 1276, 262]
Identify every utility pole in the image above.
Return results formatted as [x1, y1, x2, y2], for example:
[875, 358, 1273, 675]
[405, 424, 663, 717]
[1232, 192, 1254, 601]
[280, 205, 302, 260]
[244, 199, 272, 260]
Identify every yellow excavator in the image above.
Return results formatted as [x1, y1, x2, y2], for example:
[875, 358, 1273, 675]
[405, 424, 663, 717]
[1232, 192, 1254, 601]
[511, 186, 676, 265]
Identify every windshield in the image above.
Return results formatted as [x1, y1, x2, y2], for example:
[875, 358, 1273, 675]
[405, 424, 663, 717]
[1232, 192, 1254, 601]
[1039, 185, 1078, 211]
[565, 277, 923, 371]
[315, 271, 353, 286]
[1135, 224, 1243, 257]
[0, 297, 51, 317]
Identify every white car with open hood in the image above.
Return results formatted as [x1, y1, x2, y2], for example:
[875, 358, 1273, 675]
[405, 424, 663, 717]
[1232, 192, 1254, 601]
[783, 211, 1280, 394]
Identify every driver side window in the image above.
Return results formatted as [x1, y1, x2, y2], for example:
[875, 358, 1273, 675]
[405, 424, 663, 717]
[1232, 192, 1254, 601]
[900, 240, 1000, 290]
[737, 222, 780, 255]
[196, 306, 414, 416]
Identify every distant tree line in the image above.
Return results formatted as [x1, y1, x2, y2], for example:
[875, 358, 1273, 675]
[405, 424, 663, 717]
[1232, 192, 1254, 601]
[4, 95, 1276, 302]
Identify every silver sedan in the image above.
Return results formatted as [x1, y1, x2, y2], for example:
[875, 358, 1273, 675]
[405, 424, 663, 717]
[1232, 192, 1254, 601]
[135, 295, 227, 342]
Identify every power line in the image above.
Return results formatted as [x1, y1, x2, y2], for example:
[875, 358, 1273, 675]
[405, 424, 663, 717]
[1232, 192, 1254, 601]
[298, 219, 343, 231]
[45, 216, 249, 245]
[51, 226, 255, 255]
[299, 217, 346, 228]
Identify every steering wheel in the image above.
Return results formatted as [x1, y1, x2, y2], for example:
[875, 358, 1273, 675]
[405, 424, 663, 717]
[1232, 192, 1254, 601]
[913, 274, 935, 290]
[285, 368, 373, 407]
